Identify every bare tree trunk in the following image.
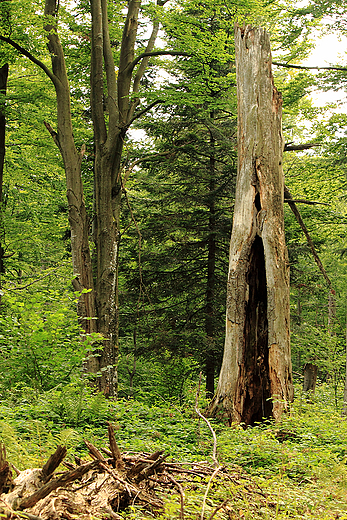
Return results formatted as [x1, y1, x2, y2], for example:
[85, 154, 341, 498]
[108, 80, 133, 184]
[208, 25, 293, 425]
[44, 0, 98, 374]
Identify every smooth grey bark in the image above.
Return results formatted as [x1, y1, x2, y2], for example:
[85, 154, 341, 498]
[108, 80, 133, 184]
[208, 25, 293, 425]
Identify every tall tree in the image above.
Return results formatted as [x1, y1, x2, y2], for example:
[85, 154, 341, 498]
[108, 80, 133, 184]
[208, 25, 293, 425]
[0, 0, 178, 395]
[119, 0, 239, 396]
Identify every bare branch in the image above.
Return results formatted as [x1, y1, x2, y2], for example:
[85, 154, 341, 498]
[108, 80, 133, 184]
[195, 373, 218, 468]
[165, 473, 185, 519]
[0, 35, 58, 86]
[7, 267, 61, 291]
[284, 185, 332, 288]
[127, 99, 163, 127]
[128, 50, 191, 74]
[200, 466, 223, 520]
[284, 143, 319, 152]
[207, 500, 229, 520]
[284, 198, 329, 206]
[273, 61, 347, 72]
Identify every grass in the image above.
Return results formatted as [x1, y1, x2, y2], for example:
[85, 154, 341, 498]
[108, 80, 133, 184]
[0, 382, 347, 518]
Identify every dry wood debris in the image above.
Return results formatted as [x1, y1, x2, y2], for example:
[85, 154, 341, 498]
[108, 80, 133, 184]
[0, 422, 272, 520]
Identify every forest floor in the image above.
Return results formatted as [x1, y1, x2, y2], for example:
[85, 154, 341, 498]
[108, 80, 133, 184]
[0, 383, 346, 519]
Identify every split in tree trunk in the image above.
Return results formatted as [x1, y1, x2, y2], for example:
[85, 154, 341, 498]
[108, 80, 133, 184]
[207, 25, 293, 425]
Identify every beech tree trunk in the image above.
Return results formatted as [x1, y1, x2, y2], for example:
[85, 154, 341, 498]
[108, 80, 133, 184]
[41, 0, 160, 395]
[208, 25, 293, 425]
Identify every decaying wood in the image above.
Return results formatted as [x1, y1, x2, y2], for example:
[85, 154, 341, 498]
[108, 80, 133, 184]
[0, 444, 12, 495]
[18, 461, 100, 510]
[84, 440, 105, 461]
[303, 363, 318, 393]
[208, 24, 293, 425]
[127, 450, 163, 479]
[107, 423, 124, 471]
[0, 426, 284, 520]
[41, 445, 67, 481]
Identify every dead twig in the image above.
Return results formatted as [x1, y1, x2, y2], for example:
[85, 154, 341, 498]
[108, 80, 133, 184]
[207, 499, 229, 520]
[165, 473, 185, 520]
[108, 422, 124, 470]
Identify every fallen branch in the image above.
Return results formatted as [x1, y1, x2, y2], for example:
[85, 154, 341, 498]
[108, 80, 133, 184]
[41, 445, 67, 481]
[165, 473, 185, 520]
[0, 425, 273, 519]
[207, 499, 229, 520]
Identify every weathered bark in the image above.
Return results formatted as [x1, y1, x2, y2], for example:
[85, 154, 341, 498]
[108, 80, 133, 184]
[208, 25, 293, 425]
[44, 0, 160, 395]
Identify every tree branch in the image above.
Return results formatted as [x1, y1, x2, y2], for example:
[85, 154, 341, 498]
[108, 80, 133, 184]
[101, 0, 118, 134]
[7, 267, 61, 291]
[284, 185, 332, 288]
[43, 121, 60, 150]
[128, 50, 191, 74]
[127, 19, 160, 123]
[273, 61, 347, 72]
[127, 99, 163, 127]
[0, 35, 58, 86]
[284, 198, 329, 206]
[284, 142, 319, 152]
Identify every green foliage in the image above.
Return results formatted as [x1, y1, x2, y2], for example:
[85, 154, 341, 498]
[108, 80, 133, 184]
[1, 384, 347, 518]
[118, 351, 201, 404]
[0, 277, 90, 391]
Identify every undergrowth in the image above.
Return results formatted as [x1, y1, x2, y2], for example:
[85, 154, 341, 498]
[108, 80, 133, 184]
[0, 383, 347, 518]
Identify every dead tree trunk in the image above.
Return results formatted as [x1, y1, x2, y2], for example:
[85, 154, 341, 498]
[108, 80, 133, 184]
[208, 25, 293, 425]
